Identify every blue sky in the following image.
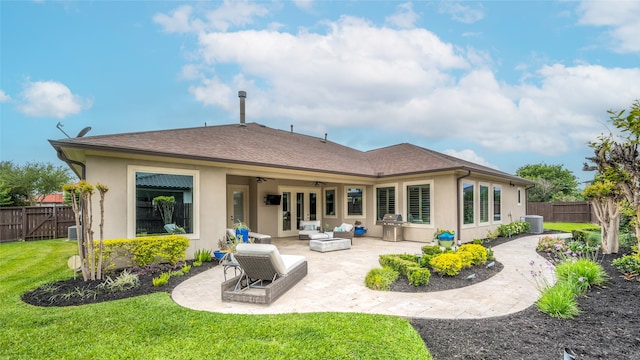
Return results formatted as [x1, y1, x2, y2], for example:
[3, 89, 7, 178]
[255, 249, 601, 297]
[2, 1, 640, 185]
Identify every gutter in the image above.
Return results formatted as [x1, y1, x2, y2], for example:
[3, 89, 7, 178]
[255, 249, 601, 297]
[57, 149, 86, 180]
[455, 170, 472, 242]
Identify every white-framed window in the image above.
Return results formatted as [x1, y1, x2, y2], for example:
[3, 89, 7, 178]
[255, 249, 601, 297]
[128, 165, 199, 238]
[375, 184, 397, 221]
[462, 181, 475, 225]
[493, 185, 502, 222]
[324, 187, 337, 218]
[345, 186, 365, 218]
[479, 183, 490, 224]
[405, 180, 432, 224]
[517, 188, 522, 206]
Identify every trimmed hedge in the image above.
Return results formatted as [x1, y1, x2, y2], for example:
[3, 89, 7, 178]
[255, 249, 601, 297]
[407, 267, 431, 286]
[99, 235, 190, 271]
[379, 254, 418, 276]
[365, 266, 399, 290]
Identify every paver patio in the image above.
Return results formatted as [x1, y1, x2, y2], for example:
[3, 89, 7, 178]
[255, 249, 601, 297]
[172, 234, 555, 319]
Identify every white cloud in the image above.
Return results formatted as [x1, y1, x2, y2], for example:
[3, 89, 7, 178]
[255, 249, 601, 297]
[439, 1, 484, 24]
[577, 0, 640, 53]
[385, 2, 419, 29]
[154, 1, 269, 33]
[443, 149, 497, 169]
[159, 4, 640, 159]
[293, 0, 314, 12]
[18, 80, 92, 118]
[0, 90, 10, 103]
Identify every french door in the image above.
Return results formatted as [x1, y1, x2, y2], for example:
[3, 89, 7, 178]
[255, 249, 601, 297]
[279, 187, 319, 237]
[227, 185, 248, 229]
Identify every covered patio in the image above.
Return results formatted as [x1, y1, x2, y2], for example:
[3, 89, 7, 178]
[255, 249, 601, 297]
[172, 234, 551, 319]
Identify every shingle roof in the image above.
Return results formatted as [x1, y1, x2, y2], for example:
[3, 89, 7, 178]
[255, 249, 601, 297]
[50, 122, 529, 181]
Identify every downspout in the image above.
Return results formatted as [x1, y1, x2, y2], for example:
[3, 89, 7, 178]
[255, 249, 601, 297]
[57, 150, 86, 180]
[524, 183, 536, 215]
[456, 170, 471, 242]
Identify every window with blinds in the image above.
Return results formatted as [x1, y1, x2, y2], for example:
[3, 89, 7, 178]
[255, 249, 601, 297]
[480, 184, 489, 223]
[406, 184, 430, 224]
[463, 182, 474, 225]
[493, 186, 501, 221]
[376, 187, 395, 220]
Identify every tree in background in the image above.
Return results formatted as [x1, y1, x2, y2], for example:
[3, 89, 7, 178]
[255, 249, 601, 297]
[0, 161, 72, 206]
[515, 163, 580, 202]
[584, 100, 640, 247]
[0, 182, 12, 206]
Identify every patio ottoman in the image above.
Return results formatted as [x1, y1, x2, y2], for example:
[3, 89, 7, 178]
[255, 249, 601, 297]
[309, 238, 351, 253]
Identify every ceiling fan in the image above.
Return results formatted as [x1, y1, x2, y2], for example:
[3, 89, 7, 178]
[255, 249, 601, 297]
[256, 177, 275, 183]
[312, 181, 327, 187]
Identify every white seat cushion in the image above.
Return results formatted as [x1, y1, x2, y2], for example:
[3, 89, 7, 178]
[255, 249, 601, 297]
[235, 243, 306, 274]
[308, 232, 332, 240]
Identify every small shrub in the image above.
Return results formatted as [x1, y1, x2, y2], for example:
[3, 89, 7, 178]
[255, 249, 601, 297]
[555, 259, 606, 295]
[365, 267, 399, 290]
[486, 229, 499, 240]
[419, 255, 435, 268]
[456, 251, 473, 269]
[181, 264, 191, 274]
[611, 248, 640, 276]
[170, 270, 185, 277]
[97, 270, 140, 293]
[152, 272, 170, 287]
[193, 260, 203, 267]
[536, 282, 581, 319]
[194, 248, 213, 262]
[496, 221, 530, 237]
[407, 267, 431, 286]
[421, 245, 443, 256]
[537, 236, 568, 253]
[486, 247, 495, 261]
[430, 253, 462, 276]
[379, 255, 418, 275]
[472, 238, 485, 245]
[458, 244, 487, 265]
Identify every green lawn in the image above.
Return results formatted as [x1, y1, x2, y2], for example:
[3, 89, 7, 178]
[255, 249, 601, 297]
[543, 222, 600, 233]
[0, 239, 431, 360]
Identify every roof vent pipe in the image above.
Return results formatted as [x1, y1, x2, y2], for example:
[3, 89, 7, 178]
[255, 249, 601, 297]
[290, 125, 293, 133]
[324, 133, 327, 142]
[238, 91, 247, 126]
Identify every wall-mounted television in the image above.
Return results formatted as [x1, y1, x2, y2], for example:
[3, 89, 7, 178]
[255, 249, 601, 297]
[264, 194, 282, 205]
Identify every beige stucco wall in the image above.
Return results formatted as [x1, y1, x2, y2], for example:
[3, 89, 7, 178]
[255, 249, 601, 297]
[85, 155, 228, 259]
[82, 153, 529, 258]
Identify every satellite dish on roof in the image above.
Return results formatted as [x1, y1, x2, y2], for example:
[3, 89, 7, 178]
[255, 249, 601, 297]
[76, 127, 92, 137]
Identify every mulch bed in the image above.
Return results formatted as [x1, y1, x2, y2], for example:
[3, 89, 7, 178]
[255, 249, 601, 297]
[22, 233, 640, 359]
[22, 260, 219, 307]
[411, 234, 640, 360]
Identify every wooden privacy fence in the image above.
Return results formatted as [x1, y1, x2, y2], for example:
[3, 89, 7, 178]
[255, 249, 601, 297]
[527, 201, 596, 223]
[0, 206, 76, 243]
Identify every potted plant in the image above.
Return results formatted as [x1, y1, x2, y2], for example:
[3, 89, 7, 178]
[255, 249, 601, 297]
[434, 228, 455, 248]
[354, 220, 367, 236]
[233, 221, 250, 243]
[215, 235, 243, 262]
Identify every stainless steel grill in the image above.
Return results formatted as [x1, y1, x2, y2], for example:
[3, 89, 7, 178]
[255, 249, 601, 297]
[377, 214, 404, 242]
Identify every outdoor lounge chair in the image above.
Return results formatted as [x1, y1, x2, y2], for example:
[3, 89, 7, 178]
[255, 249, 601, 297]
[221, 243, 308, 305]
